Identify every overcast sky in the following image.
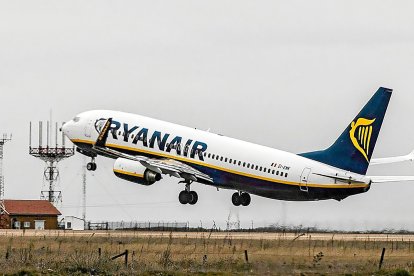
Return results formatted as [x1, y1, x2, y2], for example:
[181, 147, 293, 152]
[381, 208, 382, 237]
[1, 0, 414, 231]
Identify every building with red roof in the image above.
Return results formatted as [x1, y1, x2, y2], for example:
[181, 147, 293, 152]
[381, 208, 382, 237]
[0, 200, 61, 230]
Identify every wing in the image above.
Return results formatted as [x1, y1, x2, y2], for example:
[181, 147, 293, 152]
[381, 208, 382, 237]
[370, 150, 414, 165]
[369, 176, 414, 183]
[93, 118, 213, 184]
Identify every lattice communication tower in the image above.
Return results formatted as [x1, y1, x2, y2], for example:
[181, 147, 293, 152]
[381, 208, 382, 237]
[29, 121, 75, 205]
[0, 134, 12, 220]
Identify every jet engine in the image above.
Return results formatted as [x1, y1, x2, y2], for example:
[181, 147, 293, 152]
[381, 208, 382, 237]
[113, 158, 162, 186]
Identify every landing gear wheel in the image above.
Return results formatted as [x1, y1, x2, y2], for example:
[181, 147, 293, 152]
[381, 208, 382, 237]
[189, 191, 198, 205]
[87, 162, 97, 171]
[232, 192, 241, 206]
[179, 191, 190, 204]
[241, 193, 251, 206]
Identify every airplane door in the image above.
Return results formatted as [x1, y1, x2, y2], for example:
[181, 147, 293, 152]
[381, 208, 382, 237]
[84, 120, 93, 138]
[300, 168, 311, 192]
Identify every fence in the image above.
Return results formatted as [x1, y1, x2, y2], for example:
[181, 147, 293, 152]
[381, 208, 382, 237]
[87, 221, 189, 231]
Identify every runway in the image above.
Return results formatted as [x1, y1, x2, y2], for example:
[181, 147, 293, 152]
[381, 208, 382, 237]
[0, 229, 412, 242]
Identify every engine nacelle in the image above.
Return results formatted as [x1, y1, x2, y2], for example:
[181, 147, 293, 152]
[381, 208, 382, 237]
[113, 158, 162, 186]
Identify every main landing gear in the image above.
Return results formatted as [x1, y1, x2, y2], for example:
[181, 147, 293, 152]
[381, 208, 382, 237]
[232, 192, 251, 206]
[86, 158, 97, 171]
[178, 181, 198, 205]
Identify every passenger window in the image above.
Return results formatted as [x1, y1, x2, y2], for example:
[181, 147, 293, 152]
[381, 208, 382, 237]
[216, 155, 219, 160]
[276, 171, 279, 176]
[247, 164, 250, 168]
[208, 153, 211, 158]
[259, 167, 262, 171]
[255, 165, 258, 170]
[225, 158, 228, 162]
[229, 159, 232, 163]
[285, 173, 288, 177]
[272, 170, 275, 174]
[131, 134, 135, 139]
[220, 157, 223, 161]
[234, 160, 237, 165]
[212, 154, 215, 159]
[243, 162, 246, 167]
[238, 161, 241, 166]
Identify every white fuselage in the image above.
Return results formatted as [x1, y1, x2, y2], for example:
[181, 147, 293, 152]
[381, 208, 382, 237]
[62, 110, 371, 201]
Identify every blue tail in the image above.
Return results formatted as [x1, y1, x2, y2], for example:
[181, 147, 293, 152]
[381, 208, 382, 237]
[299, 87, 392, 175]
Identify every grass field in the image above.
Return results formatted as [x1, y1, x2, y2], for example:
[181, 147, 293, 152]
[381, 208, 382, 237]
[0, 230, 413, 275]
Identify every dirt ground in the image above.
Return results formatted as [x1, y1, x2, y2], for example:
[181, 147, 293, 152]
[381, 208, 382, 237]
[0, 230, 413, 275]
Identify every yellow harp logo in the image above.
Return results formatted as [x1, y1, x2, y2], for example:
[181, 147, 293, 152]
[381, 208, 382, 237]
[349, 118, 376, 162]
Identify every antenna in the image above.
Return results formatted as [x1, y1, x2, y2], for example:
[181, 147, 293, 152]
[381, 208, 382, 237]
[0, 134, 12, 228]
[29, 120, 75, 206]
[82, 157, 87, 229]
[62, 122, 66, 148]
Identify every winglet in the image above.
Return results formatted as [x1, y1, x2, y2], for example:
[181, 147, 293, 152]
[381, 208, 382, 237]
[95, 118, 112, 147]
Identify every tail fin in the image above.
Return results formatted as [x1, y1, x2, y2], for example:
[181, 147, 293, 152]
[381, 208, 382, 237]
[299, 87, 392, 175]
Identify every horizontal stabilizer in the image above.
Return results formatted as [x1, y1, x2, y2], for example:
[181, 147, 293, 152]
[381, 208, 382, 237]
[313, 172, 368, 184]
[370, 176, 414, 183]
[370, 150, 414, 165]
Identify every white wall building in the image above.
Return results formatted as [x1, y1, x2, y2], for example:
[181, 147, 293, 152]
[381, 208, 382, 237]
[64, 216, 85, 230]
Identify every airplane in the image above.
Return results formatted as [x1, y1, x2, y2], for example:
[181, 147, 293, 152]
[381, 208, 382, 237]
[61, 87, 414, 206]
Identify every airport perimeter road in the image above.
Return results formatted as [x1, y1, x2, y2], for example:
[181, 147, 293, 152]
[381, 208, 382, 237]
[0, 229, 413, 241]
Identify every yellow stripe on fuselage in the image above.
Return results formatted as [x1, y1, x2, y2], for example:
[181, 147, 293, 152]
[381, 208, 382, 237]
[113, 169, 144, 178]
[72, 139, 369, 189]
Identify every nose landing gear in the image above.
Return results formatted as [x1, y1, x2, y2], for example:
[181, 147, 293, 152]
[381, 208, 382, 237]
[232, 192, 251, 206]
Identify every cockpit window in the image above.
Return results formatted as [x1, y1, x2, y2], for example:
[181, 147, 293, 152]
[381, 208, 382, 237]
[73, 117, 80, 122]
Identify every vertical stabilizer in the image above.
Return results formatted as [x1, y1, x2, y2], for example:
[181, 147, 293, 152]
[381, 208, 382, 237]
[299, 87, 392, 175]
